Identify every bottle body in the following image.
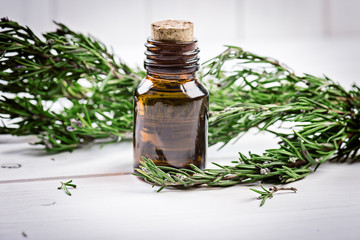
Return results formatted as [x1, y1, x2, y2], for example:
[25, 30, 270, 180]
[133, 39, 208, 169]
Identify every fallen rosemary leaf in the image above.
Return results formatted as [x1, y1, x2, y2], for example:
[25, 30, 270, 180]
[250, 184, 297, 207]
[57, 180, 76, 196]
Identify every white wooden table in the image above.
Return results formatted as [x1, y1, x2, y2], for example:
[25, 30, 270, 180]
[1, 39, 360, 240]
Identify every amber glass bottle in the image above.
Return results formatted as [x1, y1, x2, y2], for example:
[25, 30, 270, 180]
[133, 28, 208, 170]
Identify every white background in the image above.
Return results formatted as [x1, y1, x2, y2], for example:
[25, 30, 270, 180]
[2, 0, 360, 42]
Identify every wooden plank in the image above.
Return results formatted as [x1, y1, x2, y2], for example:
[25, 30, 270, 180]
[0, 162, 359, 239]
[0, 129, 277, 182]
[0, 135, 134, 181]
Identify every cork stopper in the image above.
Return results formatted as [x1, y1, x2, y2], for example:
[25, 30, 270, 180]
[151, 20, 194, 42]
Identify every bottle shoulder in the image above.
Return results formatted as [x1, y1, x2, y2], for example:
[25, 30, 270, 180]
[135, 77, 208, 99]
[134, 78, 153, 96]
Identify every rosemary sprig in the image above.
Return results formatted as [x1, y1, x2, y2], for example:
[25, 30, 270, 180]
[250, 184, 297, 206]
[0, 18, 144, 152]
[204, 46, 360, 161]
[134, 155, 310, 191]
[57, 180, 76, 196]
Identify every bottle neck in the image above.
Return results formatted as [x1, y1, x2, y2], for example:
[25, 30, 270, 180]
[144, 38, 200, 78]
